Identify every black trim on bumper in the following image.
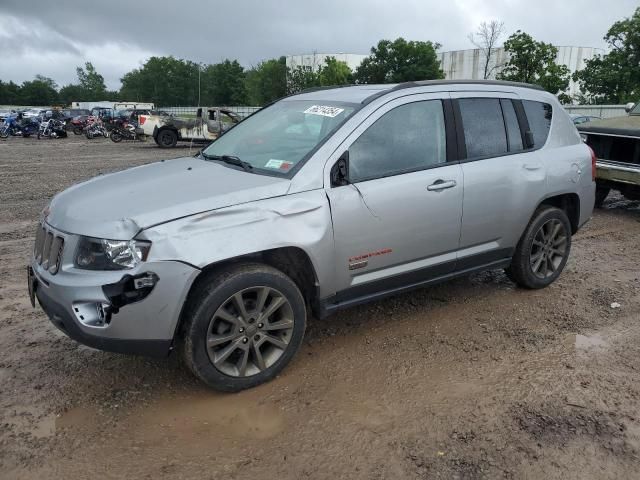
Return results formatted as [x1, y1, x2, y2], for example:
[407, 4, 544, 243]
[35, 284, 171, 358]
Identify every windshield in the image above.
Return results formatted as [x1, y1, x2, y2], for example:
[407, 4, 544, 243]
[202, 100, 357, 175]
[631, 102, 640, 115]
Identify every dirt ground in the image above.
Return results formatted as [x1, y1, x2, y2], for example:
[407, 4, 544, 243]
[1, 135, 639, 480]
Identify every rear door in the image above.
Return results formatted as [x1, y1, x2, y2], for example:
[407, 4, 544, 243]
[325, 94, 464, 300]
[451, 92, 548, 268]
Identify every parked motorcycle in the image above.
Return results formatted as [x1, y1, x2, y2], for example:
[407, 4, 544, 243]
[71, 115, 93, 135]
[85, 119, 108, 139]
[19, 118, 40, 137]
[0, 116, 21, 138]
[38, 119, 68, 139]
[110, 121, 144, 142]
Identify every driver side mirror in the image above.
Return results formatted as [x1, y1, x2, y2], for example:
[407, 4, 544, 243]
[625, 102, 636, 113]
[330, 151, 350, 187]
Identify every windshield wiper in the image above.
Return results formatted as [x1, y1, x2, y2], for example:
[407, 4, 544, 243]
[201, 152, 254, 172]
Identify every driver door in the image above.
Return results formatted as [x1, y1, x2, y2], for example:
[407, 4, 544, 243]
[325, 94, 464, 300]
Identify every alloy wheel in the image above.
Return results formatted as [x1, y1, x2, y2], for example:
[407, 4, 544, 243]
[529, 218, 568, 279]
[206, 286, 295, 377]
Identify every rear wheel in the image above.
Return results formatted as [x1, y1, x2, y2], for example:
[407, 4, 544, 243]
[182, 264, 306, 392]
[157, 129, 177, 148]
[73, 126, 83, 135]
[110, 131, 123, 143]
[506, 206, 572, 289]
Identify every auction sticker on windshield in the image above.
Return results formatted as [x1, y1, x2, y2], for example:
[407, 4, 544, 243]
[265, 159, 293, 171]
[304, 105, 345, 118]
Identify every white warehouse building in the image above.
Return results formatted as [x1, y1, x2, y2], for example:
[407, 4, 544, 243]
[439, 46, 604, 98]
[286, 45, 603, 98]
[286, 53, 369, 72]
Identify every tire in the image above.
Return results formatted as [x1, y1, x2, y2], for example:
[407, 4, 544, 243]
[182, 263, 307, 392]
[0, 129, 8, 139]
[110, 132, 123, 143]
[156, 128, 177, 148]
[505, 206, 572, 289]
[73, 127, 83, 135]
[86, 131, 93, 140]
[595, 185, 610, 208]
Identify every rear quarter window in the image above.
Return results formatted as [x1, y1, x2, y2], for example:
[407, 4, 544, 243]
[522, 100, 552, 148]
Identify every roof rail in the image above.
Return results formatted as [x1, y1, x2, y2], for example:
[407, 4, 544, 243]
[361, 79, 545, 105]
[297, 84, 355, 95]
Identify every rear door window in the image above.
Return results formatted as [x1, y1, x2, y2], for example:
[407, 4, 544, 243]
[458, 98, 508, 159]
[522, 100, 553, 148]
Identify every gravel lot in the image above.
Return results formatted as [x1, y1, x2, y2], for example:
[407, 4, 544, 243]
[1, 136, 639, 479]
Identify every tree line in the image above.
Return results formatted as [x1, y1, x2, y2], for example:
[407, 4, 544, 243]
[1, 7, 638, 107]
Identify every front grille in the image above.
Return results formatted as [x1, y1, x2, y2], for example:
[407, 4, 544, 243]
[34, 224, 65, 274]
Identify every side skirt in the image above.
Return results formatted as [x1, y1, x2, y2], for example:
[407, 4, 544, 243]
[317, 258, 511, 319]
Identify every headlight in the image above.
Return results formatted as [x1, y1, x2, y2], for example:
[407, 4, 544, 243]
[75, 237, 151, 270]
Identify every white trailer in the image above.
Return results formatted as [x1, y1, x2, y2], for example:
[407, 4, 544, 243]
[69, 101, 155, 111]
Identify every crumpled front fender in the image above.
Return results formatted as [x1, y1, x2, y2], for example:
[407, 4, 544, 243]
[140, 190, 336, 298]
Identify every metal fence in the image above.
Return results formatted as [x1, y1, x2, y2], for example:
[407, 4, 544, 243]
[563, 105, 627, 119]
[158, 104, 627, 121]
[158, 106, 261, 119]
[1, 103, 629, 120]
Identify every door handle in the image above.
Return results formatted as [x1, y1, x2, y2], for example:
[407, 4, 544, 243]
[427, 179, 457, 191]
[523, 163, 542, 171]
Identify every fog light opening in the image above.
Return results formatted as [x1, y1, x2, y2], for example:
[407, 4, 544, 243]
[96, 302, 114, 325]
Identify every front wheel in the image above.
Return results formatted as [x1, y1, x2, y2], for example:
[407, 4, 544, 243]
[73, 127, 83, 135]
[506, 206, 572, 289]
[182, 264, 307, 392]
[0, 129, 8, 139]
[110, 131, 123, 143]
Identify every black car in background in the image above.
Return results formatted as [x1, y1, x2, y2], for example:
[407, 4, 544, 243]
[61, 109, 91, 123]
[569, 113, 601, 125]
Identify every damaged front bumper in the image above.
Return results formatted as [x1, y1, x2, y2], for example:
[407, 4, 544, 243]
[29, 247, 199, 357]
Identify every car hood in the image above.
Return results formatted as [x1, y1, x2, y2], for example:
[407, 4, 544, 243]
[47, 157, 291, 239]
[578, 115, 640, 137]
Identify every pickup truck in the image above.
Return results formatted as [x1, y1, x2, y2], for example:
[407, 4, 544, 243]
[138, 107, 241, 148]
[578, 102, 640, 206]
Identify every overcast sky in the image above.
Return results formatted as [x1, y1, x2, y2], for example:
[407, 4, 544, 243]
[0, 0, 637, 90]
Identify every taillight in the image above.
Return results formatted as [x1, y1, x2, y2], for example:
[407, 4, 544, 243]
[139, 115, 146, 125]
[588, 146, 597, 181]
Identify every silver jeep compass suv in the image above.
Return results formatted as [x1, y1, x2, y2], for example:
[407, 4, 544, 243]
[28, 81, 595, 391]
